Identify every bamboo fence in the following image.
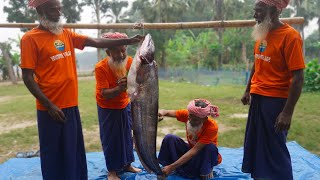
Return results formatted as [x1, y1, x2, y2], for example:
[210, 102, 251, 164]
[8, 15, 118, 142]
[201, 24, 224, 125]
[0, 17, 304, 30]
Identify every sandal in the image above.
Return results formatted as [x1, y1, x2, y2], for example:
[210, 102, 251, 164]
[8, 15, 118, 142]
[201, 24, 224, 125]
[16, 150, 40, 158]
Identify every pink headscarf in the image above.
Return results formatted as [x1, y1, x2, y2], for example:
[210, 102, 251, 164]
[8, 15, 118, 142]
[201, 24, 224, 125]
[256, 0, 290, 10]
[187, 99, 219, 119]
[102, 32, 128, 39]
[28, 0, 50, 8]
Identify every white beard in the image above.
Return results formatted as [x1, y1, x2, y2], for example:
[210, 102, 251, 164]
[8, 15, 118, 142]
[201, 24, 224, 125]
[39, 15, 63, 35]
[108, 57, 128, 79]
[186, 120, 203, 140]
[251, 15, 272, 41]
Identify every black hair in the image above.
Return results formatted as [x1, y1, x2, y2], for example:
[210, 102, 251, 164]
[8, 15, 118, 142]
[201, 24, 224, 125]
[195, 100, 208, 108]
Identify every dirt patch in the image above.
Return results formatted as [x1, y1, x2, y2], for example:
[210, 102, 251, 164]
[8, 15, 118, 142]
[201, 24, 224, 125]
[230, 113, 248, 119]
[0, 81, 23, 86]
[218, 123, 238, 133]
[0, 120, 36, 135]
[0, 96, 16, 103]
[0, 95, 30, 104]
[83, 126, 101, 148]
[157, 127, 185, 149]
[78, 76, 95, 81]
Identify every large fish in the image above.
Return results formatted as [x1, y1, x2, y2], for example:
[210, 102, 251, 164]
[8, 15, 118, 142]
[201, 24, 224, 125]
[127, 34, 165, 179]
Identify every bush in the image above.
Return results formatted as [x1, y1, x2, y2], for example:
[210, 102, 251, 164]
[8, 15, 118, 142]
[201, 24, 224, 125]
[304, 59, 320, 92]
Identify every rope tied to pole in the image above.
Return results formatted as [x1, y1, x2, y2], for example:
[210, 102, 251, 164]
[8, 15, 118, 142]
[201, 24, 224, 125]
[133, 22, 145, 36]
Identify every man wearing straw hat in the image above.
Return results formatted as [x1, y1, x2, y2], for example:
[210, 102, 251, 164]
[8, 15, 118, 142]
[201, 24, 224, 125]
[241, 0, 305, 179]
[20, 0, 143, 179]
[94, 32, 142, 180]
[158, 99, 222, 180]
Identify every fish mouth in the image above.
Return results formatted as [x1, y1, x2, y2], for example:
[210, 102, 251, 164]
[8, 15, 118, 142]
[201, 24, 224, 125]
[139, 34, 155, 64]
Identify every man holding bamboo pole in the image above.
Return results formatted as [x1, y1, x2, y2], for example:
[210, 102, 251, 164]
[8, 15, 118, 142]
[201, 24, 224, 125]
[20, 0, 143, 179]
[241, 0, 305, 179]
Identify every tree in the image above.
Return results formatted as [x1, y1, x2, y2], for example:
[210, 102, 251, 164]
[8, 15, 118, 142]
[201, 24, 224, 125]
[83, 0, 109, 61]
[0, 42, 17, 84]
[183, 0, 214, 22]
[129, 0, 188, 69]
[103, 0, 129, 23]
[62, 0, 84, 23]
[304, 0, 320, 62]
[100, 0, 130, 34]
[286, 0, 318, 54]
[213, 0, 224, 68]
[305, 31, 320, 60]
[3, 0, 38, 32]
[4, 0, 83, 29]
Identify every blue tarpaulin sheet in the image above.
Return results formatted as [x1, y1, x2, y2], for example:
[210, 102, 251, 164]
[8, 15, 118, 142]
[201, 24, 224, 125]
[0, 141, 319, 180]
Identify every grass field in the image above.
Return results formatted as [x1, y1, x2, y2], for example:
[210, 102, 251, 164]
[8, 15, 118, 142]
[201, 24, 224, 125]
[0, 78, 319, 164]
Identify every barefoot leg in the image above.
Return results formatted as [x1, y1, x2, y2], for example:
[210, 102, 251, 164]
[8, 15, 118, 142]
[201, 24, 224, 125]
[125, 164, 142, 173]
[108, 171, 120, 180]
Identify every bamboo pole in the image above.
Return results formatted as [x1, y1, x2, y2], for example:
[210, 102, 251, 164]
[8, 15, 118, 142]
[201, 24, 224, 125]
[0, 17, 304, 30]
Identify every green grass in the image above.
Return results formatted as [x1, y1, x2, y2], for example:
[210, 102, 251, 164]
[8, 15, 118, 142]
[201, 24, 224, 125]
[0, 79, 319, 163]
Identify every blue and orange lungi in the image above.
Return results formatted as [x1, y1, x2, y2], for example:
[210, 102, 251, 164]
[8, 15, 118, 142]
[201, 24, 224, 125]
[37, 106, 88, 180]
[97, 104, 134, 172]
[242, 94, 293, 180]
[158, 134, 219, 179]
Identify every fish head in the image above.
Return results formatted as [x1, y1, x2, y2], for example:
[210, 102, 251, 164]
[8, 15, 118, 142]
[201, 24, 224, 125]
[139, 34, 155, 64]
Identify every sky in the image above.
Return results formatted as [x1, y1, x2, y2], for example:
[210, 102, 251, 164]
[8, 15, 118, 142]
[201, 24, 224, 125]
[0, 1, 318, 47]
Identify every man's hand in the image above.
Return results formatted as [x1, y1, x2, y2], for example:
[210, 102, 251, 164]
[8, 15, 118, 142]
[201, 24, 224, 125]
[275, 111, 292, 132]
[158, 109, 166, 122]
[162, 165, 175, 176]
[241, 91, 251, 105]
[117, 77, 127, 92]
[128, 35, 144, 45]
[47, 104, 65, 123]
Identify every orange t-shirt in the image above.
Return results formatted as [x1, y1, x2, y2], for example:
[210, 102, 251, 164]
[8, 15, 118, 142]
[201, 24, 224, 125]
[250, 24, 305, 98]
[20, 28, 88, 110]
[95, 57, 133, 109]
[176, 109, 222, 164]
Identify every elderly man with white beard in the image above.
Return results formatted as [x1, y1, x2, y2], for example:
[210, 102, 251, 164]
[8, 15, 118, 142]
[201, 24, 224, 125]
[94, 32, 142, 180]
[158, 99, 222, 180]
[20, 0, 143, 180]
[241, 0, 305, 179]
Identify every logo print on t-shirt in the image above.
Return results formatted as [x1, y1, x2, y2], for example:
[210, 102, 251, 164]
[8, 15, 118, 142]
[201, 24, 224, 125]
[259, 40, 267, 53]
[54, 40, 65, 51]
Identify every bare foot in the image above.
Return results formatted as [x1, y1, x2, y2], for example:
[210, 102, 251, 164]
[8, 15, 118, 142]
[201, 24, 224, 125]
[108, 171, 120, 180]
[126, 165, 142, 173]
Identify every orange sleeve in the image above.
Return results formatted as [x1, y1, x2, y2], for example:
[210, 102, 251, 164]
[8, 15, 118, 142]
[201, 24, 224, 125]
[95, 65, 110, 90]
[69, 29, 88, 50]
[20, 35, 37, 69]
[126, 57, 133, 70]
[175, 109, 189, 123]
[284, 35, 305, 71]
